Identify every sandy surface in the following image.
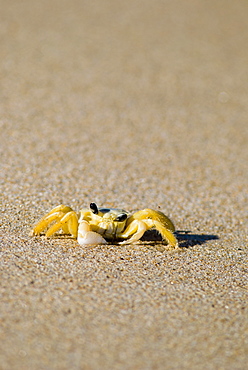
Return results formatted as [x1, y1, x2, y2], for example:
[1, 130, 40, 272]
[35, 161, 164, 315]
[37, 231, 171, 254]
[1, 0, 248, 369]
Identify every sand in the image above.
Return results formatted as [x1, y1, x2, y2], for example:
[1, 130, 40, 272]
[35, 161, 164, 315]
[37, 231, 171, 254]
[1, 0, 248, 369]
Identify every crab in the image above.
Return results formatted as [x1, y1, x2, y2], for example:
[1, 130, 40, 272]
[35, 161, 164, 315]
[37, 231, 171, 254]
[31, 203, 178, 248]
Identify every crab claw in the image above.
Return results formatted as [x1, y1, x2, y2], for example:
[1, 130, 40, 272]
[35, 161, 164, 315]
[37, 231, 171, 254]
[77, 220, 108, 245]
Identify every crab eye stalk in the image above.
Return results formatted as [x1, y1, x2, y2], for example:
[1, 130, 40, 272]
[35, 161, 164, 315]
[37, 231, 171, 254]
[115, 213, 128, 222]
[90, 202, 98, 214]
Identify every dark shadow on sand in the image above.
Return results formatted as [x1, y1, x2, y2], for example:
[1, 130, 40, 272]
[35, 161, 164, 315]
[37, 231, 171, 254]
[175, 231, 219, 248]
[141, 230, 219, 248]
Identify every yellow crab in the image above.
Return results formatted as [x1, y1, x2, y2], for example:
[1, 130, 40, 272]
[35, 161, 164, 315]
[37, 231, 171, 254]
[31, 203, 178, 248]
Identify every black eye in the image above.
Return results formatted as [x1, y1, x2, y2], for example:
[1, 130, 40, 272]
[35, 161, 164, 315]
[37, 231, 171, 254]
[115, 213, 128, 222]
[90, 203, 98, 214]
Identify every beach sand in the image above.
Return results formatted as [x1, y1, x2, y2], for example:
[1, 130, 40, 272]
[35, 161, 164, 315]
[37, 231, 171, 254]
[1, 0, 247, 369]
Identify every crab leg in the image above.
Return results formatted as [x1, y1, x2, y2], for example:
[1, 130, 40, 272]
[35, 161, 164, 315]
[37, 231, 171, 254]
[31, 211, 66, 236]
[120, 209, 178, 248]
[130, 209, 175, 232]
[45, 211, 79, 237]
[45, 205, 74, 216]
[119, 219, 147, 244]
[152, 220, 178, 248]
[31, 205, 75, 236]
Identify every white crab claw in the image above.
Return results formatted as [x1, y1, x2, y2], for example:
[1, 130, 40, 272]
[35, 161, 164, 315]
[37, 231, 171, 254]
[77, 220, 107, 245]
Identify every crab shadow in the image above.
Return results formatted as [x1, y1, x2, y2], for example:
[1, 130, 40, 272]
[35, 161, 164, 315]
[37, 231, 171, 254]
[141, 230, 219, 248]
